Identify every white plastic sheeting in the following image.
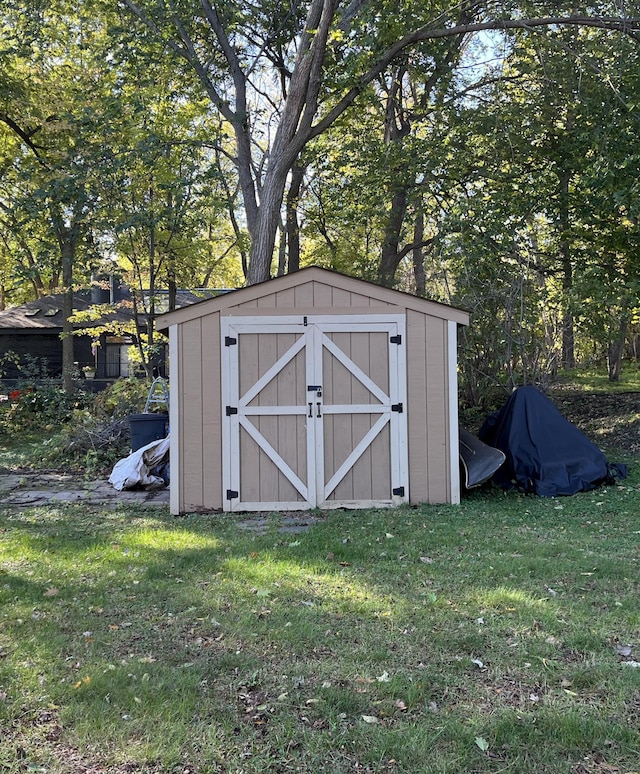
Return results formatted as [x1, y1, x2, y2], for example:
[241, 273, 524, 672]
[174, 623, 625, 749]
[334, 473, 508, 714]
[109, 435, 170, 491]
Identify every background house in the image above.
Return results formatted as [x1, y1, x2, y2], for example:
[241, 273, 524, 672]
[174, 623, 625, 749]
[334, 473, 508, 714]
[0, 284, 206, 386]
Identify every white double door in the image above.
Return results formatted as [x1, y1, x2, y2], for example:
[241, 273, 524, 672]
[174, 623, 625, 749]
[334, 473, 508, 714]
[221, 314, 408, 511]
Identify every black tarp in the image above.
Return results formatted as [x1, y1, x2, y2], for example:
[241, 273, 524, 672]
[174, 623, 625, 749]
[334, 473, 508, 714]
[479, 385, 627, 497]
[459, 427, 506, 489]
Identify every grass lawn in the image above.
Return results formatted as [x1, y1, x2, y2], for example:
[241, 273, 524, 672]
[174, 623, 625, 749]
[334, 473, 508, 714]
[1, 469, 639, 773]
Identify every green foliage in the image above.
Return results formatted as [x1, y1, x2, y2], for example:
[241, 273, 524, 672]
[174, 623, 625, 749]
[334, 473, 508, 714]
[0, 377, 152, 472]
[0, 383, 87, 434]
[90, 377, 152, 420]
[0, 350, 19, 379]
[2, 0, 640, 398]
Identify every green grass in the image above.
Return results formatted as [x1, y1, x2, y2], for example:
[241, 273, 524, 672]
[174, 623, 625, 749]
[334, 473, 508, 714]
[554, 365, 640, 392]
[1, 476, 640, 773]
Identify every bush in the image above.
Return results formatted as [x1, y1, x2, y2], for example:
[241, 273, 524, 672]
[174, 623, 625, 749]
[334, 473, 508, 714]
[90, 377, 152, 421]
[0, 384, 89, 434]
[0, 377, 156, 474]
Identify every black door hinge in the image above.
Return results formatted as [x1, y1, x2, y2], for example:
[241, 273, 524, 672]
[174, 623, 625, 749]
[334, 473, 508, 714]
[225, 406, 238, 416]
[391, 403, 403, 413]
[390, 334, 402, 345]
[226, 489, 238, 499]
[224, 336, 237, 346]
[392, 486, 405, 497]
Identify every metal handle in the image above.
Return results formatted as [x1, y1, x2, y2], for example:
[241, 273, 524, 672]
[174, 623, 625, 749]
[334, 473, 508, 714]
[308, 403, 313, 418]
[316, 402, 321, 417]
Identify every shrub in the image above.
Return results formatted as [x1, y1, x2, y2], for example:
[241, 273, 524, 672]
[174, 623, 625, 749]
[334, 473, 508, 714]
[0, 383, 89, 434]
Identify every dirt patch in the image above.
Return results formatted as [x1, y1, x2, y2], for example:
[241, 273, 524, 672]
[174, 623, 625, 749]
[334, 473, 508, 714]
[550, 390, 640, 456]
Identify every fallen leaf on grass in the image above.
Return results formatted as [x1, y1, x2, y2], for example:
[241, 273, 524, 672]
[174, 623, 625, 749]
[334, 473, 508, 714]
[361, 715, 379, 724]
[377, 671, 391, 682]
[470, 658, 484, 669]
[44, 587, 59, 597]
[475, 737, 489, 752]
[615, 643, 633, 657]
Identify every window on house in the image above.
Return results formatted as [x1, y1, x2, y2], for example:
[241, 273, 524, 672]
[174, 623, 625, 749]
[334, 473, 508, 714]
[105, 336, 132, 378]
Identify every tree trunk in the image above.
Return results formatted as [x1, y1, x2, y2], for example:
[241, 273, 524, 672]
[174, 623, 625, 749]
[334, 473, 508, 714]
[608, 317, 627, 382]
[246, 162, 291, 285]
[379, 185, 409, 287]
[285, 163, 305, 274]
[60, 230, 78, 395]
[412, 209, 426, 297]
[245, 0, 337, 284]
[558, 167, 575, 369]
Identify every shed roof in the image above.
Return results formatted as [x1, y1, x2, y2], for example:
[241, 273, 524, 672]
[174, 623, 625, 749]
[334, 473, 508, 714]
[156, 267, 469, 331]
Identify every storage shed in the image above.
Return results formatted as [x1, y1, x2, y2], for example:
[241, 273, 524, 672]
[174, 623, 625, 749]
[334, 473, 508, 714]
[156, 267, 469, 515]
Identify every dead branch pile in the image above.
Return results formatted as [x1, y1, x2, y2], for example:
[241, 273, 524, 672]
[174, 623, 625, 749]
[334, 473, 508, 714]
[65, 418, 131, 454]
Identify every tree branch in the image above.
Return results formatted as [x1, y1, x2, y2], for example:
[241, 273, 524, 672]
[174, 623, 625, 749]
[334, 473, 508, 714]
[0, 113, 45, 159]
[310, 15, 640, 140]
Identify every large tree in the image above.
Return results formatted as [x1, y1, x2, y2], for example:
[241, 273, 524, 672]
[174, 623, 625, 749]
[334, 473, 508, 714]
[437, 21, 640, 390]
[118, 0, 640, 284]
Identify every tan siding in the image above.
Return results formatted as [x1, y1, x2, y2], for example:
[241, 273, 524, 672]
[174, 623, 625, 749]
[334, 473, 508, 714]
[293, 282, 314, 306]
[425, 317, 449, 503]
[331, 287, 353, 307]
[181, 318, 205, 509]
[257, 292, 277, 308]
[273, 287, 296, 307]
[237, 298, 259, 309]
[202, 312, 222, 509]
[219, 305, 398, 318]
[406, 310, 429, 503]
[311, 281, 333, 306]
[406, 311, 451, 504]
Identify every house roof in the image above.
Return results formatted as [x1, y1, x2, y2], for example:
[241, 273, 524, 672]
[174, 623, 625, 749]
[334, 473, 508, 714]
[0, 290, 205, 331]
[0, 295, 92, 330]
[156, 266, 470, 331]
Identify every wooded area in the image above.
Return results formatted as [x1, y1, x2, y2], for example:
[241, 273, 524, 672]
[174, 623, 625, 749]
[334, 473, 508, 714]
[1, 1, 639, 397]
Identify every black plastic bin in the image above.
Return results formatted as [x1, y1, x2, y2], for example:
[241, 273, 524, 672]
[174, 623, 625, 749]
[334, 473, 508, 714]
[129, 413, 168, 452]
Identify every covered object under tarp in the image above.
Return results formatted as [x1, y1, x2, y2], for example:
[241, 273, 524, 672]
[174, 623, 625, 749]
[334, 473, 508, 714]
[479, 385, 627, 497]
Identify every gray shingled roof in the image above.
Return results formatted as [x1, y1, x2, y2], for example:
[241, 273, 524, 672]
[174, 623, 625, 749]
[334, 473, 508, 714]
[0, 291, 205, 330]
[0, 295, 131, 330]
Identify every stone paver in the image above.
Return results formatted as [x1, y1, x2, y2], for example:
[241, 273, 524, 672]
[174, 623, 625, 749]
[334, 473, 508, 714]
[0, 472, 169, 508]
